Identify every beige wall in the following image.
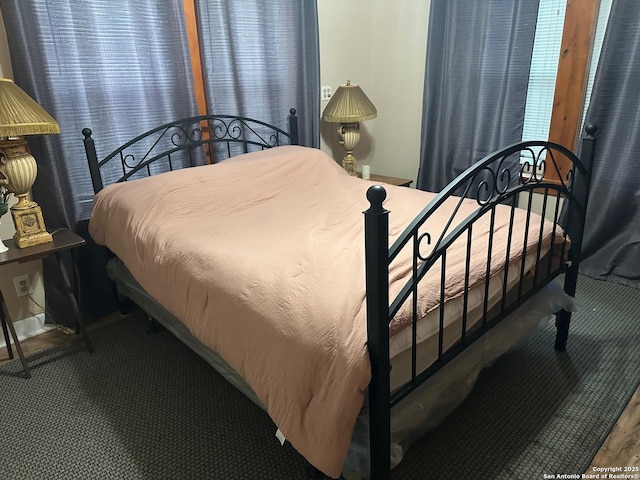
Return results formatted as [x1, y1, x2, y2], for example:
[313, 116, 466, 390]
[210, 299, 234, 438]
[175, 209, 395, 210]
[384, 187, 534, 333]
[318, 0, 375, 165]
[318, 1, 431, 184]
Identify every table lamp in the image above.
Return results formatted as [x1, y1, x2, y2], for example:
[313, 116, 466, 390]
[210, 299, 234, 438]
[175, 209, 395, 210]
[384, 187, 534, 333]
[322, 80, 377, 176]
[0, 78, 59, 248]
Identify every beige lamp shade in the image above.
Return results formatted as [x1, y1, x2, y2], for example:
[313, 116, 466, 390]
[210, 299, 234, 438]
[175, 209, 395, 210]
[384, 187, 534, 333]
[0, 78, 60, 137]
[322, 80, 377, 123]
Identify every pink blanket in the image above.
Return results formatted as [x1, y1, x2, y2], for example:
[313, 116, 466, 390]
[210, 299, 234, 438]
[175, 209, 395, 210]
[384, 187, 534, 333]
[89, 146, 563, 477]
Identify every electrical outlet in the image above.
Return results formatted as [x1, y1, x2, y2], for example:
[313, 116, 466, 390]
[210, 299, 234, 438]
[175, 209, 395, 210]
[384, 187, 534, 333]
[321, 85, 332, 101]
[13, 274, 32, 297]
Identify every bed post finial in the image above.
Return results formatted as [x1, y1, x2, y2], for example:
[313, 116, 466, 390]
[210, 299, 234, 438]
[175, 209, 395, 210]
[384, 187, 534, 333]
[363, 184, 390, 479]
[366, 185, 387, 213]
[585, 123, 597, 138]
[288, 108, 299, 146]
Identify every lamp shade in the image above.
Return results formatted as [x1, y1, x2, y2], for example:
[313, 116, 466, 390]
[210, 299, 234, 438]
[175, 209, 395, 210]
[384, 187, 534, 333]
[322, 80, 377, 123]
[0, 78, 60, 137]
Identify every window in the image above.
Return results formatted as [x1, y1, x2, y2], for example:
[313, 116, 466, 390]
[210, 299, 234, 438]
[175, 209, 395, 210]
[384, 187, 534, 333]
[521, 0, 611, 179]
[522, 0, 567, 144]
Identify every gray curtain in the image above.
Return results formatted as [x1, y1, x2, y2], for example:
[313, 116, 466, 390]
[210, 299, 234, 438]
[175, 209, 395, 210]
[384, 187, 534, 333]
[417, 0, 539, 193]
[1, 0, 199, 321]
[195, 0, 320, 149]
[579, 0, 640, 289]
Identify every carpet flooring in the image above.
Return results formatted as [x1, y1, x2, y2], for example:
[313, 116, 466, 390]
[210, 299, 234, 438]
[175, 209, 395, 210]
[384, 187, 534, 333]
[0, 275, 638, 479]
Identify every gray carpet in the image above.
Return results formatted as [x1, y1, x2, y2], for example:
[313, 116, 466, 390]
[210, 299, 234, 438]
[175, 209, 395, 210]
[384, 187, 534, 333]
[1, 275, 638, 480]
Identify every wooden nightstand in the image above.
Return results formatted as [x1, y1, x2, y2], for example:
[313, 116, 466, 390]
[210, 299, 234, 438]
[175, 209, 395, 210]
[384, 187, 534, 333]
[0, 229, 94, 378]
[357, 172, 413, 187]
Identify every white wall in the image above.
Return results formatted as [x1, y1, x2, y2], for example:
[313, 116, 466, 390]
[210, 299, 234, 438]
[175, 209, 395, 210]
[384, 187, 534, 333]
[318, 1, 431, 184]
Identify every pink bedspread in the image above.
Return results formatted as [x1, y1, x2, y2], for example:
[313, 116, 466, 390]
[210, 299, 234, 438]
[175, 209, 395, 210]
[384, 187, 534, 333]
[89, 146, 563, 477]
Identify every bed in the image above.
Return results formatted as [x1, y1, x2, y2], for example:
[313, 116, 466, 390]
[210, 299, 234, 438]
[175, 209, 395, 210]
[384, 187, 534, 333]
[82, 109, 596, 480]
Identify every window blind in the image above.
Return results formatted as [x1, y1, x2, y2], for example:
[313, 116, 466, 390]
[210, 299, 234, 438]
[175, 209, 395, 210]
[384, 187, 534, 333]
[523, 0, 613, 150]
[522, 0, 567, 143]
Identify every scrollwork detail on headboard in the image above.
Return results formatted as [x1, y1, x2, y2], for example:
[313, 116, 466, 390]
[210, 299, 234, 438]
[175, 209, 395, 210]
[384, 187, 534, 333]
[115, 124, 200, 174]
[170, 123, 203, 147]
[86, 112, 296, 191]
[122, 153, 138, 170]
[209, 117, 280, 147]
[212, 119, 242, 140]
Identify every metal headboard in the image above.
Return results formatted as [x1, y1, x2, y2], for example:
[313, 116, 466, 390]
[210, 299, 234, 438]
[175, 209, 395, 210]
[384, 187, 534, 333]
[83, 108, 299, 194]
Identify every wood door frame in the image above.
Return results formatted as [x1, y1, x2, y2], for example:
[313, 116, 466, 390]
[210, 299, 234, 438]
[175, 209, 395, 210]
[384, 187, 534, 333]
[546, 0, 600, 183]
[183, 0, 207, 116]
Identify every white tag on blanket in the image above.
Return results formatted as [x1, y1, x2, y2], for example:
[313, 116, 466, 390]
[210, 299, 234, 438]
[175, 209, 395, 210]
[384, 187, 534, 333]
[275, 428, 286, 446]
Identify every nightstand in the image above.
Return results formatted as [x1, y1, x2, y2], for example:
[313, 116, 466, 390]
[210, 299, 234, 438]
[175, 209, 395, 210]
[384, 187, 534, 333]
[0, 229, 94, 378]
[357, 172, 413, 187]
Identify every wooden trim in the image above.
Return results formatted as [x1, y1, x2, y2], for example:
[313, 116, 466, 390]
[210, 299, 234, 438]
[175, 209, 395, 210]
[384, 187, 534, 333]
[182, 0, 214, 162]
[183, 0, 207, 117]
[588, 386, 640, 470]
[546, 0, 600, 182]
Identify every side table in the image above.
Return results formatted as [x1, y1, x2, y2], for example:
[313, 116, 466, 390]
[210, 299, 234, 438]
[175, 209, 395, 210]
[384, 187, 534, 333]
[0, 228, 94, 378]
[357, 172, 413, 187]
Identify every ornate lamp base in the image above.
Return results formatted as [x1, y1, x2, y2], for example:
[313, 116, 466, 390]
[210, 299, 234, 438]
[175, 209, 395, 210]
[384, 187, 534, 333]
[338, 123, 361, 177]
[0, 137, 53, 248]
[11, 203, 53, 248]
[341, 153, 357, 176]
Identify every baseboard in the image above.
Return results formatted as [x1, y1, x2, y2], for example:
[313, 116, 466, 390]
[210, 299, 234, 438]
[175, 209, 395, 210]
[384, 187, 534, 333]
[0, 313, 54, 348]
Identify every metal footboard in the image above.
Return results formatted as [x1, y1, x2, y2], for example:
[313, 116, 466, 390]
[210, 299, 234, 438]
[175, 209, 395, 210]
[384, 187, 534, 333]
[363, 125, 597, 479]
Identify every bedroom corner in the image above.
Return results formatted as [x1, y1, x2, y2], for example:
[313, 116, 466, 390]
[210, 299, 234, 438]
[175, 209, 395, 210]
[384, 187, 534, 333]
[0, 7, 48, 347]
[0, 1, 638, 479]
[318, 1, 430, 185]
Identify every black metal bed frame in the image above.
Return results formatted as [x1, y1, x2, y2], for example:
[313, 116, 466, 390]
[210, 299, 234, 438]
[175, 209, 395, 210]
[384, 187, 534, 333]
[364, 125, 597, 480]
[83, 110, 596, 480]
[82, 109, 299, 193]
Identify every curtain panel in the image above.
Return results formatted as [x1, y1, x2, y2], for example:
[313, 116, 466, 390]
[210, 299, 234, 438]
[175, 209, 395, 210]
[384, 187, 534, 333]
[1, 0, 199, 321]
[195, 0, 320, 149]
[579, 0, 640, 289]
[417, 0, 539, 194]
